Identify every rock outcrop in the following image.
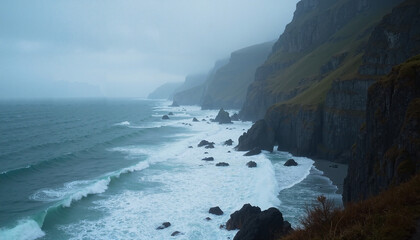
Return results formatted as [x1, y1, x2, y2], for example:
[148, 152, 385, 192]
[226, 204, 292, 240]
[214, 108, 232, 124]
[344, 55, 420, 203]
[209, 207, 224, 215]
[236, 120, 275, 152]
[284, 159, 298, 166]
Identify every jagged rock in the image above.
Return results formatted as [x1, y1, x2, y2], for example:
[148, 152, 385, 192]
[214, 108, 232, 124]
[171, 101, 180, 107]
[193, 117, 199, 122]
[236, 120, 275, 152]
[162, 115, 170, 120]
[226, 204, 292, 240]
[171, 231, 182, 236]
[205, 143, 215, 149]
[209, 207, 224, 215]
[231, 113, 240, 121]
[205, 217, 212, 221]
[246, 161, 257, 168]
[156, 222, 171, 230]
[284, 159, 298, 166]
[198, 140, 214, 147]
[226, 204, 261, 230]
[244, 148, 261, 156]
[168, 112, 174, 116]
[216, 162, 229, 167]
[224, 139, 234, 146]
[202, 157, 214, 161]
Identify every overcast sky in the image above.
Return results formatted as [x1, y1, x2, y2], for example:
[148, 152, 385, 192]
[0, 0, 298, 98]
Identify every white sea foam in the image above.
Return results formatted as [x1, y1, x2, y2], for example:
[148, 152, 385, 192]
[0, 219, 45, 240]
[114, 121, 130, 126]
[58, 107, 304, 240]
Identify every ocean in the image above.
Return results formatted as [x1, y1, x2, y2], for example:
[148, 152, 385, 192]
[0, 99, 342, 240]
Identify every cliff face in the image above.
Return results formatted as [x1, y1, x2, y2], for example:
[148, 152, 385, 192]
[201, 41, 273, 110]
[238, 0, 420, 164]
[147, 82, 183, 100]
[344, 55, 420, 203]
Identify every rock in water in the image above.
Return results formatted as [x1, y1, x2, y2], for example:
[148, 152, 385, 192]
[226, 204, 261, 230]
[171, 231, 182, 236]
[231, 113, 240, 121]
[236, 120, 275, 152]
[192, 117, 199, 122]
[214, 108, 232, 124]
[209, 207, 224, 215]
[162, 115, 170, 120]
[216, 162, 229, 167]
[233, 208, 292, 240]
[156, 222, 171, 230]
[171, 101, 180, 107]
[284, 159, 298, 166]
[198, 140, 214, 147]
[246, 161, 257, 168]
[224, 139, 234, 146]
[168, 112, 174, 115]
[244, 148, 261, 156]
[205, 143, 215, 149]
[202, 157, 214, 161]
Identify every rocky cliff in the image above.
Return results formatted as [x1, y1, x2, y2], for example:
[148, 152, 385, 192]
[147, 82, 183, 100]
[343, 55, 420, 203]
[238, 0, 420, 163]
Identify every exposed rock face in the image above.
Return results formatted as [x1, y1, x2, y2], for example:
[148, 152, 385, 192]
[236, 120, 275, 152]
[226, 204, 293, 240]
[231, 113, 240, 121]
[344, 55, 420, 203]
[214, 108, 232, 124]
[171, 101, 180, 107]
[238, 0, 418, 164]
[193, 117, 199, 122]
[224, 139, 234, 146]
[284, 159, 298, 166]
[209, 207, 224, 215]
[244, 148, 262, 156]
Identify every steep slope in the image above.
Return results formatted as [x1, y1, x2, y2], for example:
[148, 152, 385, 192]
[174, 73, 207, 95]
[237, 0, 420, 163]
[201, 41, 274, 109]
[147, 82, 183, 100]
[344, 55, 420, 203]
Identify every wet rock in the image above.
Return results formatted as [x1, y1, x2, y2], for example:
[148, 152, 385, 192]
[202, 157, 214, 161]
[231, 113, 240, 121]
[205, 217, 212, 221]
[236, 120, 275, 152]
[171, 231, 182, 236]
[193, 117, 199, 122]
[205, 143, 215, 149]
[246, 161, 257, 168]
[226, 204, 261, 230]
[284, 159, 298, 166]
[224, 139, 234, 146]
[198, 140, 214, 147]
[156, 222, 171, 230]
[209, 206, 224, 215]
[214, 108, 232, 124]
[188, 146, 193, 149]
[168, 112, 174, 116]
[244, 148, 261, 156]
[162, 115, 170, 120]
[216, 162, 229, 167]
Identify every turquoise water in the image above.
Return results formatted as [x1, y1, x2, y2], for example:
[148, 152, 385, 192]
[0, 99, 341, 239]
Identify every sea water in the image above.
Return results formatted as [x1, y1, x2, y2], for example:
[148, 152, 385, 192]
[0, 99, 341, 240]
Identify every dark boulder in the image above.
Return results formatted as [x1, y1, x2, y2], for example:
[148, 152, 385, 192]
[216, 162, 229, 167]
[209, 206, 224, 215]
[168, 112, 174, 115]
[205, 143, 215, 149]
[193, 117, 199, 122]
[162, 115, 170, 120]
[188, 146, 193, 149]
[246, 161, 257, 168]
[244, 148, 261, 156]
[236, 120, 275, 152]
[198, 140, 214, 147]
[214, 108, 232, 124]
[171, 231, 182, 236]
[231, 113, 240, 121]
[171, 101, 180, 107]
[284, 159, 298, 166]
[226, 204, 261, 230]
[227, 205, 292, 240]
[205, 217, 212, 221]
[202, 157, 214, 161]
[224, 139, 234, 146]
[156, 222, 171, 230]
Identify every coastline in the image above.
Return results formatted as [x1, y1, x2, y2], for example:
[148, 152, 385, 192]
[313, 159, 348, 195]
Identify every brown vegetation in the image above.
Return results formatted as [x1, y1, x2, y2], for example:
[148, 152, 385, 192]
[283, 174, 420, 240]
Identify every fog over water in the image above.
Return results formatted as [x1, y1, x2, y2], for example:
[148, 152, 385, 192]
[0, 0, 298, 98]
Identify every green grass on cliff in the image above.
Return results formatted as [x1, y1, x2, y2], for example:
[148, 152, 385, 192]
[266, 3, 396, 108]
[283, 174, 420, 240]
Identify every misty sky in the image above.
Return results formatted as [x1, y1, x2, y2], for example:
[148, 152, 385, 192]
[0, 0, 298, 98]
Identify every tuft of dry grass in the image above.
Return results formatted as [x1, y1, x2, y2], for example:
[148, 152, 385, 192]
[283, 174, 420, 240]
